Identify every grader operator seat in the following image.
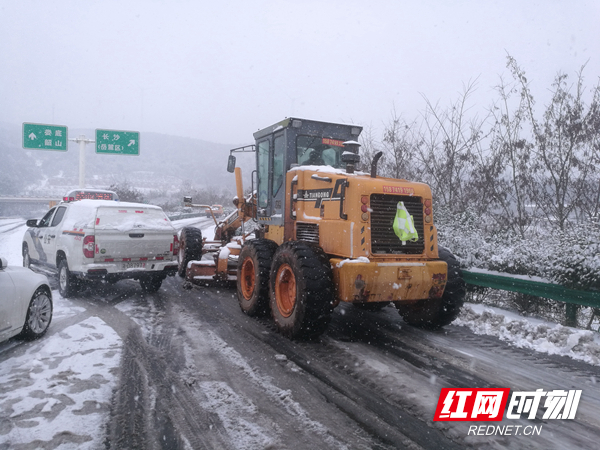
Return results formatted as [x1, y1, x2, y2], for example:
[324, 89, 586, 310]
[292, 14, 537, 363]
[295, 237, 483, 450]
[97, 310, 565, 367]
[306, 149, 325, 165]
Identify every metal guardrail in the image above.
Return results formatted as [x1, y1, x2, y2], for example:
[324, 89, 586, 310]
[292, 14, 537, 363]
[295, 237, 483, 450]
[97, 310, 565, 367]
[167, 212, 205, 221]
[0, 196, 62, 203]
[462, 270, 600, 309]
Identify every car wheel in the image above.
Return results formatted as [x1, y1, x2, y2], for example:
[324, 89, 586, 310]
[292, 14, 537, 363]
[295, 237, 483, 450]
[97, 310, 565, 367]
[19, 287, 53, 340]
[23, 244, 31, 268]
[140, 275, 164, 293]
[58, 259, 78, 298]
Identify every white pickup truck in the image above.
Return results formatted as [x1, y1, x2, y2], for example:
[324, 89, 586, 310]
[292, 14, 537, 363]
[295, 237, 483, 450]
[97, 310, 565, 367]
[23, 200, 179, 297]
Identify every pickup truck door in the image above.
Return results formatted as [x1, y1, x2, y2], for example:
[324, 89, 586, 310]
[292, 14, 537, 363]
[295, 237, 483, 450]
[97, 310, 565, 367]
[27, 207, 56, 263]
[41, 206, 67, 265]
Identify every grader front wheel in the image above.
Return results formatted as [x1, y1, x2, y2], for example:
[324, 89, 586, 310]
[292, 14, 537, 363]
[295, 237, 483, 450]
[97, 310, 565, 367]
[269, 241, 334, 339]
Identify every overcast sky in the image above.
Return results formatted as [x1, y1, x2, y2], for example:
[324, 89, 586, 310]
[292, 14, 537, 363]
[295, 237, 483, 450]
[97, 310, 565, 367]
[1, 0, 598, 146]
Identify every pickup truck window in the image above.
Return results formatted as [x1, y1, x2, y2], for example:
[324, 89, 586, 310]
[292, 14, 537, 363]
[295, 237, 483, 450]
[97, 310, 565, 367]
[95, 207, 172, 231]
[38, 207, 56, 228]
[51, 206, 67, 227]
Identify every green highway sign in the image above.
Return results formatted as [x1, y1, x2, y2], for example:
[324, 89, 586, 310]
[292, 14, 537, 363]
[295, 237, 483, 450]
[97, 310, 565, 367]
[23, 123, 68, 151]
[95, 129, 140, 155]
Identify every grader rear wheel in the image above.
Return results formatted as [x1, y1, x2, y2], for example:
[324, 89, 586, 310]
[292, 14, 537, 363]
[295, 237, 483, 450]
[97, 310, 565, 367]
[269, 241, 334, 339]
[395, 246, 465, 329]
[237, 239, 278, 316]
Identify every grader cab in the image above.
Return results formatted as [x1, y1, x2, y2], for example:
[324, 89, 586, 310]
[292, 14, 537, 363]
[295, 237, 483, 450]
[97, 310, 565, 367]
[179, 118, 465, 339]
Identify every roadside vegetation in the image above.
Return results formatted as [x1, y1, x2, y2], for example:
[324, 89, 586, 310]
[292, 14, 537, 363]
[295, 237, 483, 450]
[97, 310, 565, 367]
[360, 55, 600, 330]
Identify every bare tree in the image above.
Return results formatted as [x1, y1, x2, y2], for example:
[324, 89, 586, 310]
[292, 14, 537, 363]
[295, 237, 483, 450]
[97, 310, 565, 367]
[379, 108, 422, 181]
[358, 123, 379, 173]
[577, 81, 600, 221]
[509, 56, 600, 230]
[473, 73, 536, 237]
[416, 80, 488, 212]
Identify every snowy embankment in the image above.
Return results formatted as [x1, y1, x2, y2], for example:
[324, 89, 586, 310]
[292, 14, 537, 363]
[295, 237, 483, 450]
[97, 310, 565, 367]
[454, 303, 600, 366]
[0, 315, 122, 448]
[0, 218, 123, 449]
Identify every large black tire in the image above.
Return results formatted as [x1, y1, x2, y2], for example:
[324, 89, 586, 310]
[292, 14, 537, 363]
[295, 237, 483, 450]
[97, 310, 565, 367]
[19, 287, 53, 340]
[353, 301, 391, 311]
[237, 239, 278, 316]
[58, 259, 79, 298]
[140, 275, 164, 293]
[269, 241, 334, 339]
[177, 227, 203, 277]
[394, 246, 465, 329]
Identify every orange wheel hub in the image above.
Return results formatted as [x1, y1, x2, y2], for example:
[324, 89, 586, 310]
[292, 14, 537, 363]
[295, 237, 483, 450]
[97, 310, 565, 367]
[240, 257, 255, 300]
[275, 264, 296, 317]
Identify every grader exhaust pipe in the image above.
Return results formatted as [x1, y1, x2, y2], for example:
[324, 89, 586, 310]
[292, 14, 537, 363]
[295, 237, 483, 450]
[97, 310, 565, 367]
[371, 151, 383, 178]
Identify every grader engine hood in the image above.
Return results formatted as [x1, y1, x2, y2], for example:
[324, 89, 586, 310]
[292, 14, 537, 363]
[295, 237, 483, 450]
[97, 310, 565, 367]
[285, 166, 438, 260]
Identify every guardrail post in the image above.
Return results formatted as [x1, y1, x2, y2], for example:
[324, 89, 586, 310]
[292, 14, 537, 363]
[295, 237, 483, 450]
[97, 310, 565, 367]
[565, 304, 579, 328]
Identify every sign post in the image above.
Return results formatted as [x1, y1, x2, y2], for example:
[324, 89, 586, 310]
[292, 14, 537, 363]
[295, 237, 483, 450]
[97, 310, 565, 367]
[68, 135, 95, 188]
[95, 129, 140, 156]
[22, 123, 68, 151]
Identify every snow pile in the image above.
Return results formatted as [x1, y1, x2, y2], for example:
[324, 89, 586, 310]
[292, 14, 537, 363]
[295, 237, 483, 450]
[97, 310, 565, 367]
[454, 303, 600, 366]
[336, 256, 370, 268]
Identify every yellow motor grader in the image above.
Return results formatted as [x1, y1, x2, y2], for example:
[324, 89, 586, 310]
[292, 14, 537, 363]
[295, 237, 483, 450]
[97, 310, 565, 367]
[178, 118, 465, 339]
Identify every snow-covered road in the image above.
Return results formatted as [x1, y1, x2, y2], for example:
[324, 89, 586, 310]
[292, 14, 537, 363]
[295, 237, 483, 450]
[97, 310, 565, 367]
[2, 217, 600, 449]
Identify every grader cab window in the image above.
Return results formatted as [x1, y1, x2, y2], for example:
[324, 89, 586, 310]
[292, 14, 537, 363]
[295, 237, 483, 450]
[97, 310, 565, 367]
[272, 135, 285, 197]
[296, 135, 345, 168]
[257, 140, 270, 208]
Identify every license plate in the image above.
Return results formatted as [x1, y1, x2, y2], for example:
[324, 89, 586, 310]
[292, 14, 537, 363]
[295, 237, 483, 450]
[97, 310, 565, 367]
[122, 261, 145, 270]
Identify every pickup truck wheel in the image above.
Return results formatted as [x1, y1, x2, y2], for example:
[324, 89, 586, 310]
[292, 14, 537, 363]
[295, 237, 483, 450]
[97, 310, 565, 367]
[140, 275, 163, 293]
[19, 287, 53, 340]
[394, 246, 465, 329]
[178, 227, 203, 277]
[269, 241, 334, 339]
[23, 244, 31, 268]
[237, 239, 278, 316]
[58, 259, 79, 298]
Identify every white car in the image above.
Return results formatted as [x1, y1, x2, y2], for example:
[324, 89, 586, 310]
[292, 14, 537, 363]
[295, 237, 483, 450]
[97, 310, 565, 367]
[0, 256, 53, 342]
